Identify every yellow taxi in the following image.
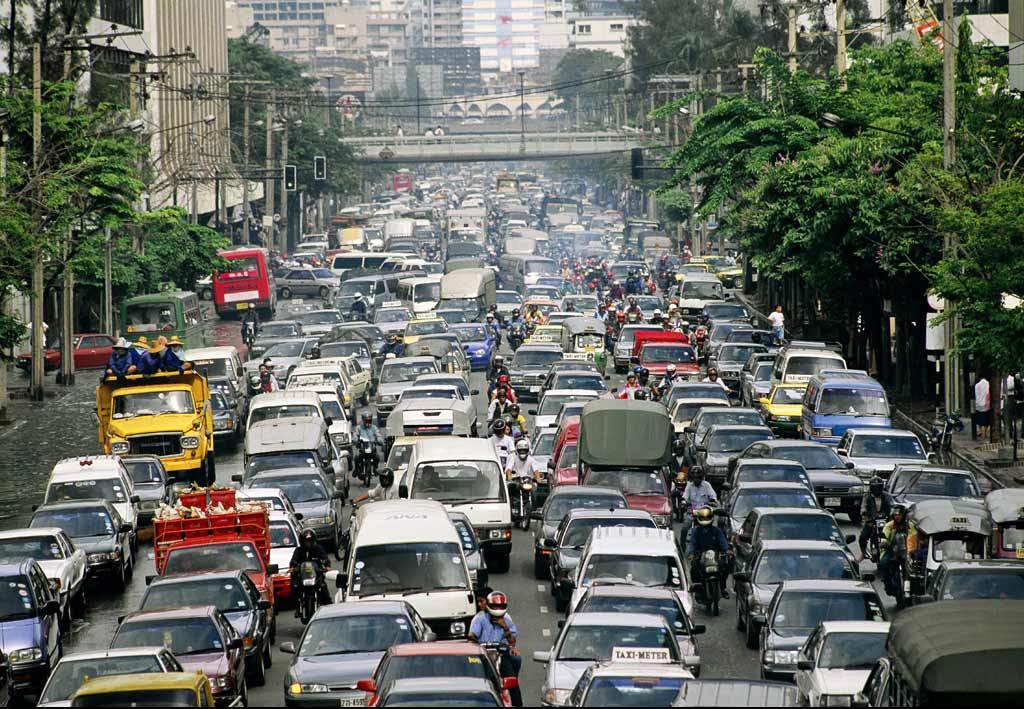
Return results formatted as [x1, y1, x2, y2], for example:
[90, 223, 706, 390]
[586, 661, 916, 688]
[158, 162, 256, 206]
[402, 316, 448, 345]
[757, 382, 807, 437]
[70, 672, 214, 707]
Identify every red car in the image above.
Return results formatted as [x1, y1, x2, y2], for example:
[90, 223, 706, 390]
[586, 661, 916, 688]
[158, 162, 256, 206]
[548, 419, 581, 489]
[357, 642, 517, 707]
[16, 333, 116, 372]
[581, 466, 674, 529]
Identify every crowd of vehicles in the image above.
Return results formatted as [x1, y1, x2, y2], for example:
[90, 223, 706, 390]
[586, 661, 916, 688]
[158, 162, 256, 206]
[2, 168, 1022, 707]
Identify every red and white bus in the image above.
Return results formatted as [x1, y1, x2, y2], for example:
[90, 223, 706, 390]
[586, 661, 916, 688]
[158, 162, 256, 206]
[213, 247, 277, 318]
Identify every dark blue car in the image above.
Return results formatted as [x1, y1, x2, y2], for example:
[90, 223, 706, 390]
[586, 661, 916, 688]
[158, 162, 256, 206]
[0, 560, 61, 696]
[451, 323, 495, 371]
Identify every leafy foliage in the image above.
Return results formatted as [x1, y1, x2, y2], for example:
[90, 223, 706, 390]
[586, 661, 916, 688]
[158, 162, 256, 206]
[553, 49, 623, 112]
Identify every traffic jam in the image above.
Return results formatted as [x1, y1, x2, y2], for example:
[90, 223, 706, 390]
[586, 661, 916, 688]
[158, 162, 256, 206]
[4, 169, 1022, 707]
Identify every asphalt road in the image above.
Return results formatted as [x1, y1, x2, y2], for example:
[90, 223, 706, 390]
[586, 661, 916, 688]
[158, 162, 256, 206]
[41, 299, 879, 706]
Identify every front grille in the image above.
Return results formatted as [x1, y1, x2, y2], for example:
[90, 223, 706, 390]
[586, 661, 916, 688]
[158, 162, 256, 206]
[129, 433, 182, 457]
[815, 486, 851, 495]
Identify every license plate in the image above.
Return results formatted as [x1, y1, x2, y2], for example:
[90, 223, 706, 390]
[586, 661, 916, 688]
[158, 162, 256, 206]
[338, 697, 365, 707]
[824, 497, 840, 507]
[530, 386, 540, 392]
[235, 302, 250, 310]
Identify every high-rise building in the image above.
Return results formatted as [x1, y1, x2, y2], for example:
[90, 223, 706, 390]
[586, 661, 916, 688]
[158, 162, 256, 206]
[409, 46, 482, 94]
[567, 14, 635, 56]
[462, 0, 545, 74]
[412, 0, 464, 47]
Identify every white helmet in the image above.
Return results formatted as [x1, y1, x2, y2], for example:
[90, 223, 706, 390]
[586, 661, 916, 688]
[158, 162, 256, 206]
[515, 439, 530, 458]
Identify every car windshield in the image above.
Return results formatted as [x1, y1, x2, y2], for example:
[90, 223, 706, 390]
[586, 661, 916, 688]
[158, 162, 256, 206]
[113, 617, 224, 656]
[260, 323, 301, 338]
[539, 394, 595, 416]
[582, 554, 681, 588]
[407, 321, 447, 336]
[0, 537, 64, 562]
[210, 392, 231, 413]
[48, 478, 127, 504]
[704, 304, 747, 320]
[674, 402, 719, 423]
[582, 676, 686, 707]
[641, 345, 696, 364]
[512, 350, 562, 368]
[672, 386, 729, 402]
[378, 653, 494, 690]
[263, 341, 307, 358]
[248, 405, 319, 424]
[754, 364, 773, 382]
[818, 387, 888, 416]
[376, 309, 412, 323]
[40, 655, 170, 703]
[545, 495, 626, 522]
[818, 632, 888, 670]
[558, 623, 676, 661]
[164, 543, 262, 574]
[757, 514, 845, 545]
[339, 281, 373, 296]
[754, 550, 853, 584]
[944, 570, 1024, 599]
[770, 387, 804, 404]
[251, 476, 328, 504]
[533, 433, 555, 456]
[932, 535, 986, 562]
[892, 471, 980, 498]
[191, 358, 228, 378]
[411, 461, 504, 504]
[719, 345, 764, 363]
[382, 362, 438, 384]
[497, 292, 521, 304]
[681, 281, 722, 299]
[32, 508, 114, 538]
[403, 388, 458, 401]
[246, 453, 320, 476]
[788, 357, 844, 376]
[457, 325, 489, 341]
[312, 268, 333, 278]
[850, 435, 925, 458]
[707, 430, 772, 453]
[124, 459, 164, 485]
[586, 469, 667, 496]
[300, 614, 416, 656]
[319, 399, 345, 420]
[773, 446, 845, 470]
[737, 466, 807, 485]
[438, 310, 468, 324]
[773, 591, 883, 629]
[579, 595, 688, 634]
[697, 412, 763, 434]
[142, 578, 251, 614]
[270, 523, 297, 548]
[728, 331, 772, 345]
[734, 490, 817, 519]
[710, 325, 749, 342]
[554, 375, 605, 391]
[321, 342, 370, 359]
[295, 311, 342, 326]
[563, 518, 655, 548]
[114, 390, 194, 417]
[124, 302, 176, 332]
[352, 542, 469, 596]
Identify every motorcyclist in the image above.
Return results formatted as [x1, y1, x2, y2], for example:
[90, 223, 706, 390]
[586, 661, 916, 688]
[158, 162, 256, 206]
[625, 270, 642, 295]
[508, 309, 525, 330]
[609, 280, 624, 302]
[649, 308, 664, 325]
[488, 355, 510, 384]
[468, 591, 522, 707]
[506, 403, 527, 435]
[352, 467, 399, 504]
[491, 374, 518, 403]
[104, 337, 139, 379]
[257, 365, 280, 393]
[878, 504, 920, 599]
[506, 439, 540, 481]
[484, 312, 502, 347]
[702, 367, 730, 392]
[524, 304, 543, 326]
[618, 372, 641, 400]
[489, 419, 516, 467]
[380, 333, 405, 358]
[657, 363, 680, 394]
[349, 293, 368, 320]
[355, 412, 382, 471]
[858, 476, 891, 560]
[687, 505, 731, 599]
[625, 297, 643, 320]
[289, 529, 332, 610]
[241, 303, 259, 346]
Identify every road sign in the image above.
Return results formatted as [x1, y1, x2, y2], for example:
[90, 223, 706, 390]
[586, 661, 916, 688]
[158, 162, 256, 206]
[379, 147, 395, 160]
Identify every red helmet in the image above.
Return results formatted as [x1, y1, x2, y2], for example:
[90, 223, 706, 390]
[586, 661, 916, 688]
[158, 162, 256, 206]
[498, 374, 510, 384]
[486, 591, 508, 618]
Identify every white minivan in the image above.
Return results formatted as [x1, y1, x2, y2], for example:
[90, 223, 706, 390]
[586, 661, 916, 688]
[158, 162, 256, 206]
[400, 437, 512, 572]
[43, 456, 139, 538]
[339, 499, 476, 639]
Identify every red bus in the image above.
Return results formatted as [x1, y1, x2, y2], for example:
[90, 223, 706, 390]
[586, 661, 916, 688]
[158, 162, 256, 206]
[212, 247, 277, 318]
[392, 171, 414, 192]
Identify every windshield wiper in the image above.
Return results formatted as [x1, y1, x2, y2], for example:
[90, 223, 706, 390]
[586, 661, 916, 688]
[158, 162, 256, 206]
[176, 648, 219, 656]
[624, 491, 663, 496]
[558, 656, 598, 662]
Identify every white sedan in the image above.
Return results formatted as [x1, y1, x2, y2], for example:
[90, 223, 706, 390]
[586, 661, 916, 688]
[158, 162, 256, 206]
[0, 528, 87, 627]
[795, 620, 891, 707]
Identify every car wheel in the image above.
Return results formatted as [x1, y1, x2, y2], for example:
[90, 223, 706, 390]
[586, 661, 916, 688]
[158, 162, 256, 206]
[207, 455, 218, 486]
[533, 552, 548, 580]
[58, 599, 71, 632]
[117, 557, 128, 590]
[281, 287, 292, 299]
[249, 647, 267, 687]
[238, 676, 248, 707]
[71, 585, 86, 618]
[745, 617, 759, 649]
[736, 599, 745, 631]
[263, 637, 273, 668]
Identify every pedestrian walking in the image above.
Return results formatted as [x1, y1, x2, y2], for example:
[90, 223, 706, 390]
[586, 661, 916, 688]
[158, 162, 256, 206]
[975, 374, 991, 440]
[768, 305, 785, 345]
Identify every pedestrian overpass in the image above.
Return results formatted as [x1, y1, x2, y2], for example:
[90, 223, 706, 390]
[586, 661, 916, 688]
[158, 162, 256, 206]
[341, 131, 650, 163]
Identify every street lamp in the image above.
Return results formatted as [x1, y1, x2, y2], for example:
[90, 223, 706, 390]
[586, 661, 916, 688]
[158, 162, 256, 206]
[821, 112, 917, 142]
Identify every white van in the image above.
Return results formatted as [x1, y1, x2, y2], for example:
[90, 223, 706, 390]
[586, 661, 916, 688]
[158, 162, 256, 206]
[400, 437, 512, 572]
[184, 346, 245, 396]
[397, 275, 442, 315]
[340, 499, 476, 639]
[570, 526, 691, 616]
[43, 456, 139, 535]
[676, 273, 725, 319]
[771, 341, 847, 386]
[329, 251, 408, 278]
[246, 390, 325, 430]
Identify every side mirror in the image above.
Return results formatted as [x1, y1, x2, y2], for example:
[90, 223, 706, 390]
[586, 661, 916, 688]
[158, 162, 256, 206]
[797, 659, 814, 671]
[423, 629, 437, 642]
[42, 599, 60, 616]
[279, 642, 296, 654]
[130, 495, 141, 504]
[836, 448, 848, 457]
[852, 693, 870, 708]
[471, 389, 480, 396]
[266, 564, 279, 575]
[144, 574, 157, 585]
[399, 484, 409, 499]
[258, 600, 272, 610]
[695, 446, 707, 454]
[336, 573, 348, 590]
[547, 459, 555, 470]
[721, 482, 732, 491]
[530, 510, 543, 521]
[31, 505, 38, 512]
[533, 651, 551, 664]
[294, 513, 304, 521]
[845, 534, 856, 544]
[691, 624, 706, 635]
[862, 572, 876, 583]
[332, 490, 345, 500]
[324, 417, 334, 427]
[119, 523, 133, 534]
[528, 409, 537, 415]
[683, 426, 695, 434]
[757, 397, 769, 406]
[733, 571, 751, 584]
[356, 679, 377, 693]
[543, 538, 558, 549]
[231, 473, 243, 483]
[845, 461, 856, 470]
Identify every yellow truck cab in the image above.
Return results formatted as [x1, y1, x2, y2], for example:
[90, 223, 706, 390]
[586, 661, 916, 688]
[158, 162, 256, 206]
[70, 672, 215, 707]
[757, 382, 807, 437]
[96, 371, 215, 486]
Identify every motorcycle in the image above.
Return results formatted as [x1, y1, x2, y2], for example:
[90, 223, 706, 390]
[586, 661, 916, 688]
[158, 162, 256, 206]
[887, 530, 911, 610]
[241, 321, 257, 354]
[866, 517, 886, 563]
[296, 560, 324, 625]
[355, 437, 378, 485]
[928, 411, 963, 458]
[508, 324, 525, 352]
[671, 473, 688, 523]
[509, 476, 536, 531]
[697, 549, 722, 616]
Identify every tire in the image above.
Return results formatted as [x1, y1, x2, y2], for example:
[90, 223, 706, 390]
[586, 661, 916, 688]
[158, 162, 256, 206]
[117, 557, 129, 590]
[264, 636, 273, 667]
[280, 287, 292, 299]
[533, 552, 548, 580]
[704, 578, 719, 616]
[249, 646, 267, 686]
[58, 600, 71, 632]
[736, 599, 745, 631]
[745, 616, 760, 649]
[238, 677, 248, 708]
[207, 455, 218, 486]
[71, 586, 86, 618]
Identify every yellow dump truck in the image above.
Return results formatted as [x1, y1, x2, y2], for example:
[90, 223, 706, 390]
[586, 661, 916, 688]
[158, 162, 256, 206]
[96, 371, 215, 486]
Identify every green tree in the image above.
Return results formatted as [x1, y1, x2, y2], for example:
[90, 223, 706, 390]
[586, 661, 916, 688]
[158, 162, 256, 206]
[553, 49, 623, 115]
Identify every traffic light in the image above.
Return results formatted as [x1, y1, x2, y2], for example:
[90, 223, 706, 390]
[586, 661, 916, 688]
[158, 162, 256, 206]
[284, 164, 297, 192]
[313, 155, 326, 181]
[631, 148, 643, 180]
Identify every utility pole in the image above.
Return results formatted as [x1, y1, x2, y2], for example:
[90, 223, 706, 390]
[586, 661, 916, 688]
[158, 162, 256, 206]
[787, 2, 798, 73]
[0, 110, 7, 420]
[58, 47, 76, 386]
[281, 117, 290, 253]
[518, 70, 526, 153]
[189, 81, 199, 224]
[242, 84, 251, 244]
[103, 226, 113, 334]
[30, 43, 44, 400]
[836, 0, 848, 90]
[264, 92, 276, 248]
[416, 76, 421, 135]
[942, 0, 960, 416]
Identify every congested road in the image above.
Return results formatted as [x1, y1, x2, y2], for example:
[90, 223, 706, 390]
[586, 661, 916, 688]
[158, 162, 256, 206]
[2, 297, 880, 706]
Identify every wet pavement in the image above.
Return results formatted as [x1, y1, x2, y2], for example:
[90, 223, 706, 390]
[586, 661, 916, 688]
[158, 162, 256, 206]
[0, 300, 876, 705]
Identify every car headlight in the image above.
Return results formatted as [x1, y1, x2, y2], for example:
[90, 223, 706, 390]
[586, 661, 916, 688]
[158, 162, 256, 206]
[110, 441, 130, 454]
[180, 435, 200, 449]
[824, 695, 854, 707]
[210, 676, 231, 691]
[305, 516, 333, 526]
[449, 620, 466, 636]
[543, 688, 572, 705]
[772, 415, 794, 422]
[813, 427, 832, 438]
[88, 551, 121, 562]
[289, 682, 330, 694]
[213, 418, 232, 431]
[766, 650, 799, 666]
[8, 647, 42, 663]
[849, 485, 865, 494]
[379, 394, 397, 403]
[331, 432, 350, 446]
